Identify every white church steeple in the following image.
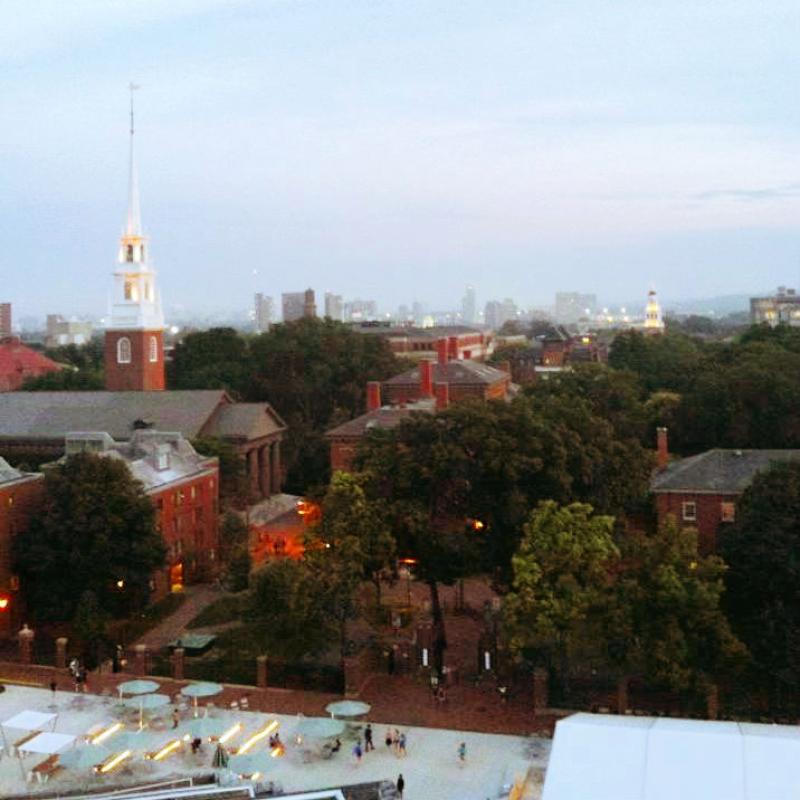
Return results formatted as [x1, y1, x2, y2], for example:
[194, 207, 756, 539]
[109, 83, 163, 332]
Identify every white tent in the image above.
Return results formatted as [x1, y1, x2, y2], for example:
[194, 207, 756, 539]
[543, 712, 800, 800]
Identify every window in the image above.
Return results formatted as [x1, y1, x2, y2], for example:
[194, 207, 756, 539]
[124, 279, 138, 301]
[126, 244, 134, 262]
[682, 501, 697, 522]
[190, 486, 197, 501]
[149, 335, 158, 363]
[720, 502, 736, 523]
[117, 337, 132, 364]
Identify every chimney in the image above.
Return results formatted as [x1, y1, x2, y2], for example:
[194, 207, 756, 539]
[436, 338, 448, 366]
[419, 360, 434, 397]
[448, 336, 459, 361]
[435, 381, 449, 411]
[657, 427, 669, 470]
[367, 381, 381, 411]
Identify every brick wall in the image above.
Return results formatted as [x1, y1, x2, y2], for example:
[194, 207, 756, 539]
[655, 492, 738, 553]
[104, 329, 165, 391]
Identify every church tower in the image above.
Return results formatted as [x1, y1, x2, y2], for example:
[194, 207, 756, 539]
[104, 86, 165, 392]
[643, 289, 665, 335]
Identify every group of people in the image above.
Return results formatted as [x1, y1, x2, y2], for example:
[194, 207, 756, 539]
[350, 723, 408, 763]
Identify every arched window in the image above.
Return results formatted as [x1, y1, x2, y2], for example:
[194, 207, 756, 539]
[117, 337, 132, 364]
[149, 335, 158, 363]
[126, 244, 134, 262]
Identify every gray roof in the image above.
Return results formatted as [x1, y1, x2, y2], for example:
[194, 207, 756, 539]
[205, 403, 286, 441]
[384, 360, 508, 387]
[651, 449, 800, 494]
[325, 400, 435, 439]
[0, 456, 37, 487]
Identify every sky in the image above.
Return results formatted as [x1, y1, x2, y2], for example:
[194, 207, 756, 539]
[2, 0, 800, 321]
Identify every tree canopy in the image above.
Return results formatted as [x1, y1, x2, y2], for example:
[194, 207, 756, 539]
[13, 453, 166, 621]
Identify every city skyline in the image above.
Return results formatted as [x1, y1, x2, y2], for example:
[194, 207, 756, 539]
[4, 1, 800, 319]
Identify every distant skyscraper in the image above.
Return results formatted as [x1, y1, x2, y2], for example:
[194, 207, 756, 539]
[411, 301, 426, 327]
[282, 290, 316, 322]
[254, 293, 274, 332]
[484, 298, 517, 330]
[461, 285, 476, 324]
[555, 292, 597, 324]
[344, 299, 378, 321]
[0, 303, 10, 338]
[45, 314, 93, 347]
[324, 293, 344, 321]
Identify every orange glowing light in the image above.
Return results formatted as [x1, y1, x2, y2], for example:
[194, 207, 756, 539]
[0, 597, 9, 611]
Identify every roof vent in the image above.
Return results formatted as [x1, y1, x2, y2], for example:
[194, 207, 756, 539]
[734, 449, 743, 457]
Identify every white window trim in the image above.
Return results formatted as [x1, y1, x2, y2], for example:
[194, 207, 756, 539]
[682, 501, 697, 522]
[149, 335, 158, 363]
[117, 336, 132, 364]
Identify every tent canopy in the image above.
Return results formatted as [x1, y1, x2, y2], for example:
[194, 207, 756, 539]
[543, 713, 800, 800]
[18, 732, 75, 755]
[2, 710, 56, 731]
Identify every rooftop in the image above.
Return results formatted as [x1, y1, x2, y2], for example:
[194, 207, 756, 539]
[0, 456, 39, 487]
[325, 401, 435, 439]
[384, 361, 508, 387]
[651, 448, 800, 494]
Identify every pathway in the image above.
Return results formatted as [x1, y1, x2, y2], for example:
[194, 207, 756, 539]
[133, 585, 222, 650]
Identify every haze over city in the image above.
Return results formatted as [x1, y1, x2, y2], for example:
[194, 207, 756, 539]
[3, 0, 800, 319]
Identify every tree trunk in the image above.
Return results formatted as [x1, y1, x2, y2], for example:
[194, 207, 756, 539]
[427, 579, 447, 675]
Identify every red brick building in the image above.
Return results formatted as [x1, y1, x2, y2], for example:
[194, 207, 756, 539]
[325, 340, 513, 472]
[349, 323, 493, 361]
[0, 339, 61, 391]
[0, 459, 43, 637]
[651, 430, 800, 553]
[61, 430, 219, 598]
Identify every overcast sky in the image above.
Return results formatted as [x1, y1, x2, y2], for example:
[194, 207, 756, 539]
[2, 0, 800, 320]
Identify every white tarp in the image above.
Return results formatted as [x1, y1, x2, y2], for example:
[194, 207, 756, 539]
[17, 732, 75, 755]
[2, 710, 56, 731]
[543, 712, 800, 800]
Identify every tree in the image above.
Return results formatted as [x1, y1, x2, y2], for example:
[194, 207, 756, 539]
[21, 339, 105, 391]
[719, 461, 800, 704]
[611, 520, 747, 694]
[193, 438, 249, 509]
[168, 327, 250, 392]
[12, 453, 166, 621]
[244, 559, 334, 661]
[247, 318, 403, 491]
[504, 501, 618, 686]
[72, 590, 109, 670]
[313, 472, 395, 607]
[219, 512, 252, 592]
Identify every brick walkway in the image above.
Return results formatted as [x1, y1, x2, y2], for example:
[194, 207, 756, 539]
[133, 585, 222, 649]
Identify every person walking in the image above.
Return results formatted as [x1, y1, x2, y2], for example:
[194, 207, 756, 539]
[385, 728, 393, 750]
[49, 679, 57, 703]
[172, 708, 180, 729]
[364, 723, 374, 752]
[398, 731, 407, 757]
[458, 741, 467, 763]
[352, 740, 363, 764]
[396, 773, 405, 798]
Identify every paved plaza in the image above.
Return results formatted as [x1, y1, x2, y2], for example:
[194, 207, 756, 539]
[0, 685, 550, 799]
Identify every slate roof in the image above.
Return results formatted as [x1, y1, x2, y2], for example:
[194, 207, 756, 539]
[325, 401, 435, 439]
[0, 390, 227, 441]
[651, 449, 800, 494]
[384, 360, 508, 387]
[205, 403, 287, 441]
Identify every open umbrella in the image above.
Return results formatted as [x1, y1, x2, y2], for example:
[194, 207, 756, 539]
[212, 742, 229, 770]
[228, 752, 272, 776]
[184, 717, 229, 740]
[294, 717, 346, 739]
[123, 693, 171, 730]
[325, 700, 371, 718]
[181, 682, 224, 715]
[117, 679, 160, 697]
[59, 744, 112, 771]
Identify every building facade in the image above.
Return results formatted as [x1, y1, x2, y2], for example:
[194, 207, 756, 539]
[750, 286, 800, 326]
[349, 324, 492, 361]
[282, 289, 317, 322]
[324, 293, 344, 321]
[62, 430, 219, 597]
[254, 293, 274, 333]
[45, 315, 93, 348]
[0, 459, 43, 637]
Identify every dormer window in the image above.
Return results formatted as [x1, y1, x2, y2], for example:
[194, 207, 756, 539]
[117, 337, 131, 364]
[155, 443, 171, 471]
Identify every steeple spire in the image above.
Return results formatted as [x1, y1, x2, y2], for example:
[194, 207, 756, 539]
[125, 82, 142, 237]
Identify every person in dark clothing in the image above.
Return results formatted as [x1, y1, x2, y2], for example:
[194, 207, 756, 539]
[364, 723, 374, 752]
[396, 773, 405, 798]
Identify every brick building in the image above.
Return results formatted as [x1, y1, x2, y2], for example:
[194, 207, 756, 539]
[0, 390, 286, 502]
[0, 459, 43, 637]
[59, 430, 219, 597]
[0, 339, 62, 391]
[651, 429, 800, 552]
[325, 339, 513, 472]
[349, 324, 492, 361]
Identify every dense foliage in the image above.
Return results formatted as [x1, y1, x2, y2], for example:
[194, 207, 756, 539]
[13, 453, 166, 621]
[20, 340, 105, 391]
[168, 320, 404, 491]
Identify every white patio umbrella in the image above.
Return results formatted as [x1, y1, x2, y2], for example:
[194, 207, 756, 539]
[180, 681, 224, 715]
[227, 751, 272, 776]
[325, 700, 371, 718]
[123, 692, 170, 730]
[294, 717, 346, 739]
[59, 744, 112, 771]
[117, 679, 159, 698]
[183, 716, 229, 740]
